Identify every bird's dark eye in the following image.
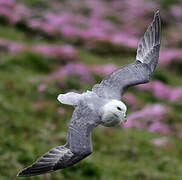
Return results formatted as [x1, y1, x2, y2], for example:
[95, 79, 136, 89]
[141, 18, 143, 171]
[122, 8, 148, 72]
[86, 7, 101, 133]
[117, 107, 122, 111]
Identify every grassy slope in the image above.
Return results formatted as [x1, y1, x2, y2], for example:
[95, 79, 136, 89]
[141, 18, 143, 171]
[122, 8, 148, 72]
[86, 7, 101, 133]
[0, 21, 182, 180]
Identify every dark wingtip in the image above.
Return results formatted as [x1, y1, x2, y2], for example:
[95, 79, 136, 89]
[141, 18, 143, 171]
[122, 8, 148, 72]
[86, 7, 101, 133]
[17, 169, 30, 177]
[154, 10, 160, 22]
[155, 10, 160, 16]
[17, 171, 24, 177]
[154, 10, 161, 24]
[17, 170, 37, 177]
[155, 10, 161, 42]
[16, 165, 54, 177]
[17, 168, 35, 177]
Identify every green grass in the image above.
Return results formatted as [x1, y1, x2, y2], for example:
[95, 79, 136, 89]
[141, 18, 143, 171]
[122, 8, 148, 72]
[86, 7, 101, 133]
[0, 25, 27, 41]
[0, 12, 182, 180]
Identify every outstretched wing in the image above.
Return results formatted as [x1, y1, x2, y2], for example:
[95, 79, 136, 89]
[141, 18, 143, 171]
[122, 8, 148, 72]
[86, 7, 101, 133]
[17, 145, 74, 177]
[17, 101, 101, 177]
[92, 11, 161, 100]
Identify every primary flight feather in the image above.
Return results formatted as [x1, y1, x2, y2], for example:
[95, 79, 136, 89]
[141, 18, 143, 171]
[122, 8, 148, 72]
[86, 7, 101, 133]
[17, 11, 161, 177]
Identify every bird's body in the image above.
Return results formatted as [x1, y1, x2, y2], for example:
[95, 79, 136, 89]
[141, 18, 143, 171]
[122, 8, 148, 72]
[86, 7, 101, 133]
[17, 11, 161, 177]
[59, 91, 127, 127]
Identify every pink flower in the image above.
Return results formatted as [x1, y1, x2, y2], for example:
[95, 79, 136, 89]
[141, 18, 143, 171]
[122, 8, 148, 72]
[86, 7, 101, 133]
[148, 121, 171, 134]
[170, 6, 182, 19]
[0, 38, 26, 53]
[170, 87, 182, 101]
[123, 93, 137, 105]
[124, 104, 171, 135]
[48, 62, 94, 83]
[57, 107, 66, 115]
[159, 49, 182, 66]
[61, 25, 80, 37]
[153, 81, 171, 99]
[81, 28, 109, 41]
[33, 44, 60, 57]
[38, 84, 47, 92]
[9, 42, 25, 53]
[110, 33, 138, 48]
[152, 137, 169, 146]
[33, 44, 78, 59]
[137, 80, 182, 102]
[123, 93, 139, 110]
[0, 0, 14, 6]
[137, 83, 152, 91]
[60, 45, 78, 59]
[91, 64, 118, 76]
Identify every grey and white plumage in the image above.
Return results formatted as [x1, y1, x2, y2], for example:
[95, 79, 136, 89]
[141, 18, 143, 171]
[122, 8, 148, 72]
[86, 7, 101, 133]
[17, 11, 161, 177]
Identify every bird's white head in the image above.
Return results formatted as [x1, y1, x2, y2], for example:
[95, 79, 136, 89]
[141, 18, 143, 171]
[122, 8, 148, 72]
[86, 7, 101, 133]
[100, 100, 127, 127]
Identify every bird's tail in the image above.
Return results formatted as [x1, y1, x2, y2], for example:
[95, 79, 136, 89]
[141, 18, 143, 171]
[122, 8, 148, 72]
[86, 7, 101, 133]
[57, 92, 82, 106]
[17, 144, 84, 177]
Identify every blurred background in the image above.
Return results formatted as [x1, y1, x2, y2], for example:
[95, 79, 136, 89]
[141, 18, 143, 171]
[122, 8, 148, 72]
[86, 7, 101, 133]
[0, 0, 182, 179]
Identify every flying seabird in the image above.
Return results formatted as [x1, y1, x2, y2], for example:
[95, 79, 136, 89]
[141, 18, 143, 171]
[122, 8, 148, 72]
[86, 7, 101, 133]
[17, 11, 161, 177]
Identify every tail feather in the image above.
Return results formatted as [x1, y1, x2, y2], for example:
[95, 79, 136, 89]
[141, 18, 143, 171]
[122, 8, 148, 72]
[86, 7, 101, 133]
[57, 92, 81, 106]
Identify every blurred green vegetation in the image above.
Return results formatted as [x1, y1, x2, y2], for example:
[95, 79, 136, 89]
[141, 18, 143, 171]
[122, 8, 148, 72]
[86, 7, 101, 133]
[0, 0, 182, 180]
[0, 36, 182, 180]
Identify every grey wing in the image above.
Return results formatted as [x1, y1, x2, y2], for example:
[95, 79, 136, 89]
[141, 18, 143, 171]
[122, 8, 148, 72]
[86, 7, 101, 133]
[92, 11, 161, 100]
[17, 145, 74, 177]
[17, 102, 101, 177]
